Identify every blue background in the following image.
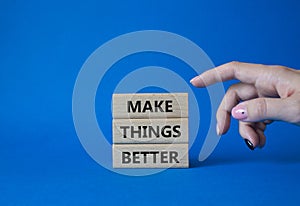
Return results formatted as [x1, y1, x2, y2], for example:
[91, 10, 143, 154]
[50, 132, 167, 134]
[1, 0, 300, 205]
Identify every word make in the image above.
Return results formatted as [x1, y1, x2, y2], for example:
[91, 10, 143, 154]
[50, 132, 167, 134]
[127, 100, 173, 113]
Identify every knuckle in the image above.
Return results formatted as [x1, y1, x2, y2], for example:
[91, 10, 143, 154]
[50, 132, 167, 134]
[289, 98, 300, 123]
[271, 65, 287, 71]
[228, 83, 240, 91]
[226, 85, 236, 96]
[228, 61, 240, 70]
[229, 61, 243, 79]
[224, 85, 239, 108]
[271, 65, 290, 75]
[253, 98, 267, 120]
[227, 83, 243, 95]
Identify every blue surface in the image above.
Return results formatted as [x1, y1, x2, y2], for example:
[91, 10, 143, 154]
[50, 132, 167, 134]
[1, 0, 300, 205]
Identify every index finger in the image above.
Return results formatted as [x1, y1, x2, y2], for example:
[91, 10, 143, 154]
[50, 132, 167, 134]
[190, 61, 270, 87]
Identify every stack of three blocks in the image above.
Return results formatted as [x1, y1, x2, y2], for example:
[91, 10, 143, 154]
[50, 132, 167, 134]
[112, 93, 189, 168]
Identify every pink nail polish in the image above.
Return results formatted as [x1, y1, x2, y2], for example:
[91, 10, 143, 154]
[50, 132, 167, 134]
[232, 105, 248, 120]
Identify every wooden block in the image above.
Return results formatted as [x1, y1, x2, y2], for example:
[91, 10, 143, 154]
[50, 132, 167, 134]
[112, 93, 188, 119]
[113, 118, 188, 144]
[113, 144, 189, 168]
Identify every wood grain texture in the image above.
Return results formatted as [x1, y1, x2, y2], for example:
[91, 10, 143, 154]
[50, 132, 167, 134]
[113, 118, 188, 144]
[113, 144, 189, 168]
[112, 93, 188, 119]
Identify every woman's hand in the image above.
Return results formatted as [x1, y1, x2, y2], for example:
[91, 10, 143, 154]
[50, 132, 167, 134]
[190, 61, 300, 150]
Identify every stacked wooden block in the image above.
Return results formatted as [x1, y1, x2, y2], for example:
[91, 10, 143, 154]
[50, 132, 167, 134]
[112, 93, 189, 168]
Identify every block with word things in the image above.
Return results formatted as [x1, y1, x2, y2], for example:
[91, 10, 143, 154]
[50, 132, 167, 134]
[112, 93, 188, 119]
[113, 118, 188, 144]
[113, 144, 189, 168]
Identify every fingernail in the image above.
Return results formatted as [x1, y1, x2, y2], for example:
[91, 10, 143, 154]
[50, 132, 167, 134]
[190, 76, 198, 83]
[216, 124, 221, 136]
[232, 104, 248, 120]
[244, 139, 255, 150]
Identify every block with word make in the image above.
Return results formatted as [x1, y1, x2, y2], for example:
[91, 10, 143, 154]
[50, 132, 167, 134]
[112, 93, 188, 119]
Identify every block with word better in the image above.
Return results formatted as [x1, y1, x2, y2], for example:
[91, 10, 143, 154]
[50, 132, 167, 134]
[113, 144, 189, 168]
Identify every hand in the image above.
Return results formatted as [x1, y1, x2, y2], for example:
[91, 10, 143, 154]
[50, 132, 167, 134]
[190, 61, 300, 150]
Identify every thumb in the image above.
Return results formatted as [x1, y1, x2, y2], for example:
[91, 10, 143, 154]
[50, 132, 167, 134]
[231, 97, 298, 123]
